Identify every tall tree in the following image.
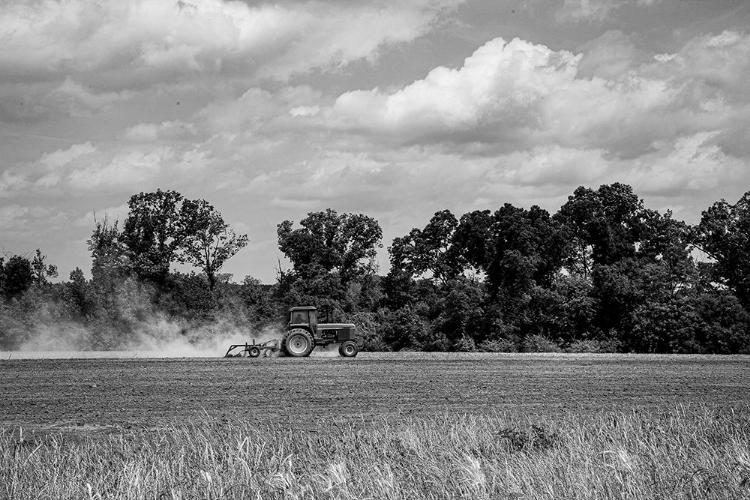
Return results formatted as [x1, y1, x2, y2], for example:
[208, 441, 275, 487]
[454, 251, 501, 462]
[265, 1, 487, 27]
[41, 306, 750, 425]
[389, 210, 464, 284]
[694, 191, 750, 309]
[1, 255, 34, 300]
[122, 189, 186, 286]
[278, 209, 382, 284]
[89, 216, 132, 284]
[486, 204, 570, 295]
[452, 204, 569, 297]
[277, 209, 382, 310]
[30, 249, 58, 285]
[555, 185, 700, 345]
[556, 183, 650, 272]
[638, 211, 696, 298]
[62, 268, 96, 320]
[179, 199, 248, 291]
[87, 216, 136, 322]
[452, 210, 494, 277]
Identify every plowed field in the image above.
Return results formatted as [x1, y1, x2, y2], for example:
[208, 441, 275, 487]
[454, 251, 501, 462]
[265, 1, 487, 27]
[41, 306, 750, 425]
[1, 353, 749, 433]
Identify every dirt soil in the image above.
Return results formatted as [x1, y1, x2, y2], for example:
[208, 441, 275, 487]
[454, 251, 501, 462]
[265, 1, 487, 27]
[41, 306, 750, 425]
[1, 353, 749, 434]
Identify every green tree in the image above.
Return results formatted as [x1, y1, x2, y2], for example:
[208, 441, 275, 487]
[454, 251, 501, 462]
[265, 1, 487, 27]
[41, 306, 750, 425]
[389, 210, 464, 284]
[179, 199, 248, 291]
[485, 204, 570, 295]
[278, 209, 382, 283]
[379, 306, 443, 351]
[122, 189, 186, 286]
[556, 183, 650, 271]
[1, 255, 34, 300]
[160, 272, 216, 319]
[639, 211, 696, 294]
[430, 277, 485, 349]
[452, 204, 569, 298]
[87, 215, 141, 325]
[517, 276, 598, 347]
[277, 209, 382, 308]
[61, 267, 96, 320]
[629, 297, 702, 353]
[692, 290, 750, 353]
[89, 216, 132, 284]
[30, 249, 58, 285]
[694, 191, 750, 309]
[240, 276, 279, 327]
[452, 209, 494, 276]
[555, 184, 700, 348]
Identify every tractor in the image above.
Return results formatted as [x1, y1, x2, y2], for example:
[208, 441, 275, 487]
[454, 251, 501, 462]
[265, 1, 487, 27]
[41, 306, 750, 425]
[224, 306, 362, 358]
[282, 306, 362, 357]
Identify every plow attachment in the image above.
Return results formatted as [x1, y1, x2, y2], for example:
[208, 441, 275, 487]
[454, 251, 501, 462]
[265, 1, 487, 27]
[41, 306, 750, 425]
[225, 339, 280, 358]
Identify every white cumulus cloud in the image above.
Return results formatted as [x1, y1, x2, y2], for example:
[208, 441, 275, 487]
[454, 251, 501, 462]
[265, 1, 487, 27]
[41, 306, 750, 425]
[333, 37, 581, 143]
[0, 0, 461, 87]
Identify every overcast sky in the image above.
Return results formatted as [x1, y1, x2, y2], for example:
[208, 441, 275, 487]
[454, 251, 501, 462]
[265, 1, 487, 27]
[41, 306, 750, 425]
[2, 0, 750, 283]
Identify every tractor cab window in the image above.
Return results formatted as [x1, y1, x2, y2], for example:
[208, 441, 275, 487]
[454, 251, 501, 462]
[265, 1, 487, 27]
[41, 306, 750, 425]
[291, 311, 309, 324]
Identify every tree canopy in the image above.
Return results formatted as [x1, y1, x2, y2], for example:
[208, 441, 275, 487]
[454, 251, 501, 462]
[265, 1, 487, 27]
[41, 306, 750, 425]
[278, 209, 382, 283]
[180, 198, 248, 290]
[122, 189, 186, 285]
[695, 191, 750, 308]
[2, 184, 749, 355]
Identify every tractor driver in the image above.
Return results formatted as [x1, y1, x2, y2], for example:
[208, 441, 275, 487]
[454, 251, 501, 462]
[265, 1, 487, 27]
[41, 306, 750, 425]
[292, 312, 305, 324]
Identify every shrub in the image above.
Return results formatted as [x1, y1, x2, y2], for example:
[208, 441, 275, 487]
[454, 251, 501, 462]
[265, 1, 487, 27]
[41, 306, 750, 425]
[522, 334, 561, 353]
[454, 334, 477, 352]
[478, 337, 518, 352]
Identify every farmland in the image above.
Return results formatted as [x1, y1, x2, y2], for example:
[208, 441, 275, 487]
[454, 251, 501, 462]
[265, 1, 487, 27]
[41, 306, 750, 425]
[2, 353, 748, 431]
[3, 353, 750, 499]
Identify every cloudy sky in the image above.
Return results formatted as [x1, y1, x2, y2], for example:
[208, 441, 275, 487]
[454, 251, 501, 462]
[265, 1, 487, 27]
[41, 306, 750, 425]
[2, 0, 750, 283]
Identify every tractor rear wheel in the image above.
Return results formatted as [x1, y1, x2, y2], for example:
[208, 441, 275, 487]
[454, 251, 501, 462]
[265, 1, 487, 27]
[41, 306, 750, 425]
[339, 341, 359, 358]
[283, 329, 315, 357]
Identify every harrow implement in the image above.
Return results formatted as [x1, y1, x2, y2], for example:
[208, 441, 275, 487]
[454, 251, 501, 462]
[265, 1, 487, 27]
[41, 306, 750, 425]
[224, 339, 279, 358]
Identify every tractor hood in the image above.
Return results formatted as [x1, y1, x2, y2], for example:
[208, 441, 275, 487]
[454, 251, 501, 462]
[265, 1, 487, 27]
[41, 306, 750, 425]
[317, 323, 356, 329]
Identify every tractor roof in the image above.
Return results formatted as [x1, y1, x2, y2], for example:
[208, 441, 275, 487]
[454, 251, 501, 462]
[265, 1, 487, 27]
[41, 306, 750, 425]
[289, 306, 316, 312]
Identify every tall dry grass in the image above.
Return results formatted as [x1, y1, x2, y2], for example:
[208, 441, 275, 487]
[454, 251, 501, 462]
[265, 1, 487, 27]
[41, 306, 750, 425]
[3, 405, 750, 499]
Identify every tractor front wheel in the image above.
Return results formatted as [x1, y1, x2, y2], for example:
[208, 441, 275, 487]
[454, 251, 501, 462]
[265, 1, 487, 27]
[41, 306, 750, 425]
[248, 346, 261, 358]
[339, 341, 359, 358]
[283, 329, 315, 357]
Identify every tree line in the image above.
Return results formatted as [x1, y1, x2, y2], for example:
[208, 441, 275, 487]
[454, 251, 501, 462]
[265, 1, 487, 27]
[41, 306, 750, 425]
[1, 183, 749, 353]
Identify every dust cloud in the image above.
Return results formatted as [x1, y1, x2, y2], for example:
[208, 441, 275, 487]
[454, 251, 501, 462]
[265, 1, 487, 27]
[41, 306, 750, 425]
[2, 312, 286, 359]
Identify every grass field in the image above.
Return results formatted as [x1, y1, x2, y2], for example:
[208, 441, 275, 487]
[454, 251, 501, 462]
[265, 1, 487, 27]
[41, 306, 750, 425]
[2, 353, 750, 498]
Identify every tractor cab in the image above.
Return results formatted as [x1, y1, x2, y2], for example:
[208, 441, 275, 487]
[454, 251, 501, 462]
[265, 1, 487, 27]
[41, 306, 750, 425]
[288, 306, 318, 332]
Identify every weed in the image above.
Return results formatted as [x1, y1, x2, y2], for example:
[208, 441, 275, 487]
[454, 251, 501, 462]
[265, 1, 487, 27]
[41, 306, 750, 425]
[497, 424, 558, 452]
